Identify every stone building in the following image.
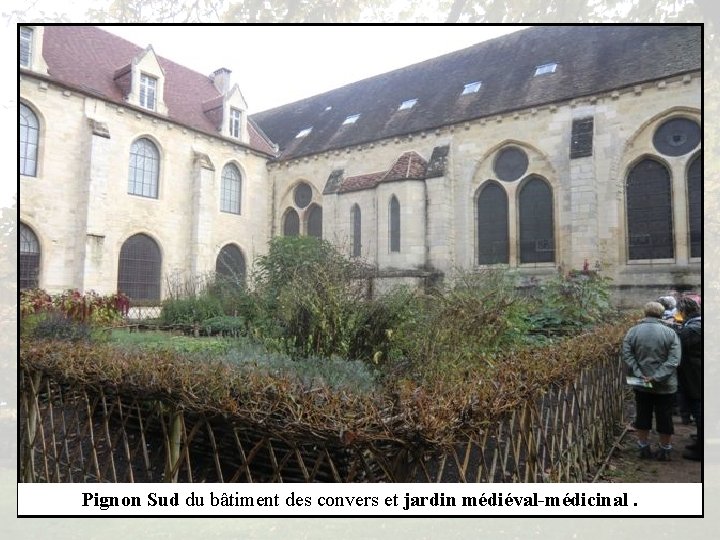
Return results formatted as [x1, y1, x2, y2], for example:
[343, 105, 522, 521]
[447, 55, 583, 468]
[19, 25, 702, 304]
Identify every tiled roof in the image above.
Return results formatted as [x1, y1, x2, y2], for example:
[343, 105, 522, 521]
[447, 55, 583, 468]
[36, 26, 277, 156]
[251, 25, 701, 161]
[338, 151, 429, 193]
[339, 171, 386, 193]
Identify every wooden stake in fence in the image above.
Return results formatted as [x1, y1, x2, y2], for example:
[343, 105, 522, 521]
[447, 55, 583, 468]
[165, 407, 183, 483]
[21, 371, 42, 483]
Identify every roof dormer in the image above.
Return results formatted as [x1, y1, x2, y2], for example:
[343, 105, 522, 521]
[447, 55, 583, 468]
[19, 25, 49, 75]
[115, 45, 168, 115]
[205, 68, 249, 144]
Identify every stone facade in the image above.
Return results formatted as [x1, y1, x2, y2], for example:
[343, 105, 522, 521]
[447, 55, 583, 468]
[19, 26, 702, 305]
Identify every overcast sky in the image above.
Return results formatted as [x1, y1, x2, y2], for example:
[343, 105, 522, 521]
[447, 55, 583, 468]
[101, 25, 527, 113]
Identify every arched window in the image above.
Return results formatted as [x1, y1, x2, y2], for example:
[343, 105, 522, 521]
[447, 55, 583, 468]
[477, 182, 509, 264]
[518, 176, 555, 263]
[20, 103, 39, 177]
[220, 163, 241, 214]
[128, 138, 160, 198]
[351, 204, 361, 257]
[687, 153, 701, 258]
[117, 234, 162, 301]
[20, 223, 40, 289]
[216, 244, 246, 285]
[307, 204, 323, 239]
[626, 159, 673, 260]
[283, 208, 300, 236]
[389, 195, 401, 253]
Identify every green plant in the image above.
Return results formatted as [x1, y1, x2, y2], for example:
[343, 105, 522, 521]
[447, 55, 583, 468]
[31, 312, 92, 342]
[20, 288, 128, 334]
[525, 268, 615, 336]
[160, 295, 223, 325]
[397, 268, 533, 381]
[201, 315, 247, 337]
[224, 348, 378, 394]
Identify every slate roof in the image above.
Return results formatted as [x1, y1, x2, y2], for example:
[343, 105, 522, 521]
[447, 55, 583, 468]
[251, 25, 701, 161]
[34, 26, 277, 156]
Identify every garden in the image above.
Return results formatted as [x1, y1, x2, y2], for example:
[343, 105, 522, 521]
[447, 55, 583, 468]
[19, 237, 631, 482]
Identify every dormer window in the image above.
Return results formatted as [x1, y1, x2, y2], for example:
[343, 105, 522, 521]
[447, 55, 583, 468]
[139, 74, 157, 110]
[398, 99, 417, 111]
[20, 27, 33, 67]
[296, 127, 313, 138]
[534, 63, 557, 76]
[342, 114, 361, 125]
[462, 81, 482, 95]
[229, 108, 242, 138]
[19, 26, 48, 74]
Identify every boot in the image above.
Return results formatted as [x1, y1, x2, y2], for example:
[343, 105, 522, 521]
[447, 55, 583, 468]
[655, 447, 672, 461]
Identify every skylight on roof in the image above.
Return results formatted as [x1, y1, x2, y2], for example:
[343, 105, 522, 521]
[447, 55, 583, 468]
[534, 63, 557, 76]
[462, 81, 482, 95]
[342, 114, 361, 125]
[295, 127, 313, 138]
[398, 99, 418, 111]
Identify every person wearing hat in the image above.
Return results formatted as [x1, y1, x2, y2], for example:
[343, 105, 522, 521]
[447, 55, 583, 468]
[622, 301, 682, 460]
[675, 296, 703, 461]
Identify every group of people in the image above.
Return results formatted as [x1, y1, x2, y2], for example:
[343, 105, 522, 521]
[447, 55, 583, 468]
[622, 293, 703, 462]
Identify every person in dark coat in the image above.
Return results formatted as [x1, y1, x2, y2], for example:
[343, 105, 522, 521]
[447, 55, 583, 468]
[622, 301, 681, 460]
[675, 296, 703, 461]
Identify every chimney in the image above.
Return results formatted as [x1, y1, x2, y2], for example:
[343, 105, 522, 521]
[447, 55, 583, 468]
[210, 68, 232, 94]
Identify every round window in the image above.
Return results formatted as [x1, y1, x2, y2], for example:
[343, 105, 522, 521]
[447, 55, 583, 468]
[652, 117, 700, 157]
[293, 183, 313, 208]
[494, 147, 529, 182]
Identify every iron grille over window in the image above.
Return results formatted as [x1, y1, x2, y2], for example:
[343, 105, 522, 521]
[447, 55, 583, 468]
[20, 103, 39, 177]
[128, 138, 160, 198]
[293, 183, 313, 208]
[653, 117, 700, 157]
[494, 147, 528, 182]
[570, 117, 594, 159]
[20, 27, 33, 67]
[117, 234, 162, 301]
[519, 177, 555, 263]
[20, 223, 40, 289]
[220, 163, 241, 214]
[307, 204, 323, 239]
[389, 196, 401, 253]
[687, 154, 702, 258]
[139, 74, 157, 111]
[216, 244, 246, 285]
[626, 159, 674, 260]
[351, 204, 361, 257]
[283, 208, 300, 236]
[477, 183, 509, 264]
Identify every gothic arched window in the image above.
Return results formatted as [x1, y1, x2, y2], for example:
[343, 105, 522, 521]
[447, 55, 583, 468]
[351, 204, 361, 257]
[389, 195, 401, 253]
[518, 176, 555, 263]
[687, 154, 701, 258]
[626, 159, 674, 260]
[20, 223, 40, 289]
[128, 138, 160, 198]
[117, 233, 162, 301]
[216, 244, 246, 285]
[477, 182, 509, 264]
[220, 163, 242, 214]
[20, 103, 39, 177]
[283, 208, 300, 236]
[307, 204, 323, 239]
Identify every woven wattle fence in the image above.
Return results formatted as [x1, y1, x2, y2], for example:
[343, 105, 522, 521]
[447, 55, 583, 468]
[19, 351, 625, 483]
